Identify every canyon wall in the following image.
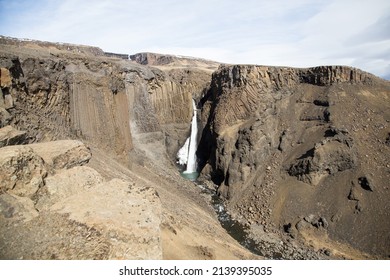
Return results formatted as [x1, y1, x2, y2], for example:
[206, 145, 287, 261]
[0, 40, 212, 165]
[2, 36, 389, 259]
[199, 64, 390, 257]
[1, 38, 258, 261]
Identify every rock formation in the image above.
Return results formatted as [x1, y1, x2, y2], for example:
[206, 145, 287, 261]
[1, 35, 389, 260]
[0, 137, 162, 259]
[0, 36, 255, 260]
[198, 64, 390, 258]
[0, 36, 217, 165]
[0, 125, 26, 147]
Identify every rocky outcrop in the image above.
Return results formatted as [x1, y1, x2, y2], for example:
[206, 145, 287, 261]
[35, 166, 103, 211]
[198, 64, 390, 258]
[28, 140, 91, 170]
[103, 52, 129, 60]
[0, 145, 47, 198]
[288, 128, 357, 185]
[199, 64, 385, 190]
[199, 65, 301, 196]
[131, 52, 176, 66]
[0, 139, 163, 260]
[0, 125, 26, 147]
[0, 139, 91, 198]
[300, 66, 375, 86]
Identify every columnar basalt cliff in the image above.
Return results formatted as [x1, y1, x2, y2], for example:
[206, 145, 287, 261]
[198, 64, 390, 258]
[1, 37, 260, 260]
[0, 38, 213, 164]
[1, 36, 389, 260]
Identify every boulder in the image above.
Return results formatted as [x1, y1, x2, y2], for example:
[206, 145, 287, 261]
[4, 94, 14, 109]
[35, 166, 104, 211]
[0, 107, 12, 127]
[28, 140, 91, 170]
[0, 125, 27, 148]
[0, 140, 92, 199]
[0, 193, 38, 222]
[0, 145, 47, 198]
[0, 68, 12, 88]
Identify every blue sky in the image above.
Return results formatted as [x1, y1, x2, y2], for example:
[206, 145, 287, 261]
[0, 0, 389, 79]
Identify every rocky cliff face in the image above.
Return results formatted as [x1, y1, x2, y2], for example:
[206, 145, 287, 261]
[0, 53, 134, 161]
[1, 37, 259, 261]
[1, 36, 389, 260]
[0, 38, 213, 164]
[198, 64, 390, 258]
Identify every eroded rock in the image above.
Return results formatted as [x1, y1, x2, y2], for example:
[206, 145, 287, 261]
[0, 145, 47, 198]
[0, 193, 38, 222]
[0, 107, 12, 127]
[35, 166, 104, 211]
[0, 125, 26, 148]
[0, 67, 12, 88]
[28, 140, 91, 170]
[288, 138, 356, 185]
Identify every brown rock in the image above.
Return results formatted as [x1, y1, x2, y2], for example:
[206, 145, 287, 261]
[0, 68, 12, 88]
[0, 193, 39, 222]
[198, 63, 390, 258]
[35, 166, 104, 211]
[4, 94, 14, 109]
[288, 140, 357, 185]
[0, 107, 12, 127]
[0, 145, 47, 198]
[28, 140, 91, 169]
[0, 125, 26, 148]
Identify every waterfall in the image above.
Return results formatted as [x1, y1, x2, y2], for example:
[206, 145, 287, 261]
[176, 99, 199, 180]
[176, 137, 190, 165]
[184, 99, 198, 173]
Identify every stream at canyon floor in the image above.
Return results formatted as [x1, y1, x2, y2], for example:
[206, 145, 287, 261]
[175, 160, 324, 260]
[196, 183, 280, 259]
[195, 182, 322, 260]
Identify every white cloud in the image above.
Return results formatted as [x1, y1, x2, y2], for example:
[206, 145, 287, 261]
[0, 0, 389, 78]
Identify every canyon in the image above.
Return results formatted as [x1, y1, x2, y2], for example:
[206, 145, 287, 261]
[0, 36, 389, 259]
